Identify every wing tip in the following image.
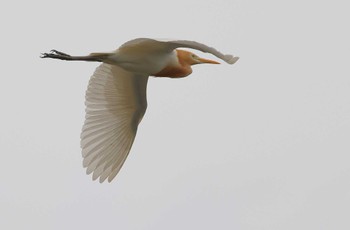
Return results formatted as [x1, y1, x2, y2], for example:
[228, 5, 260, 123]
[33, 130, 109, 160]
[224, 55, 240, 65]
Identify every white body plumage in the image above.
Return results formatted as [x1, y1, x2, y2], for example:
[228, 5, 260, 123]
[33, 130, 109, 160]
[41, 38, 239, 182]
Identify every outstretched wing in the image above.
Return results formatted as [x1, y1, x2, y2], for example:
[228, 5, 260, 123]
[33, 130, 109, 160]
[119, 38, 239, 64]
[81, 63, 149, 183]
[164, 40, 239, 64]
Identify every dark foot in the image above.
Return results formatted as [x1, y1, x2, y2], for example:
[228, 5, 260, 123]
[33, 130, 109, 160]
[50, 50, 70, 57]
[40, 50, 72, 60]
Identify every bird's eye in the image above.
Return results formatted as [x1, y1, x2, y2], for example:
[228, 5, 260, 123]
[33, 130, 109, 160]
[192, 54, 198, 59]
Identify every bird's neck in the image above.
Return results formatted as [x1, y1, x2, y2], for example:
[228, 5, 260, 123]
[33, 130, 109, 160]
[153, 50, 192, 78]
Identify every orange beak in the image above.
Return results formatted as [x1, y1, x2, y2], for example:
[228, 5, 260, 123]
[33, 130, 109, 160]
[198, 57, 220, 64]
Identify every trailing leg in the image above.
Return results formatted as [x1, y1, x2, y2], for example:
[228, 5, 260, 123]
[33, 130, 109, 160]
[41, 50, 110, 62]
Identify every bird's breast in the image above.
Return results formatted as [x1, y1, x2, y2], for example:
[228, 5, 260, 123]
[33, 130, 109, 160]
[152, 51, 192, 78]
[152, 65, 192, 78]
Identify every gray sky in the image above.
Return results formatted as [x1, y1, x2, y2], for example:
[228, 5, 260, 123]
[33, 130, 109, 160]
[1, 0, 349, 229]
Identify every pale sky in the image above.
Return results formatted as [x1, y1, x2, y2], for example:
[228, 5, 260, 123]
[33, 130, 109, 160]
[1, 0, 349, 229]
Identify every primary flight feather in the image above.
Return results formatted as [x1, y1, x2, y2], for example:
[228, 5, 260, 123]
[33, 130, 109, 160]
[41, 38, 239, 182]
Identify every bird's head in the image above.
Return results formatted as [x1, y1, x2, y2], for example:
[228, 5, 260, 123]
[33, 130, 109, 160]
[154, 49, 220, 78]
[176, 50, 220, 66]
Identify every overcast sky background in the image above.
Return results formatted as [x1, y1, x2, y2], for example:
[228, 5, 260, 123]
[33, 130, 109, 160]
[1, 0, 349, 229]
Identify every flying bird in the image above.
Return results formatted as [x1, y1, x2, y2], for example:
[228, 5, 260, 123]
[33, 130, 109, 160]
[41, 38, 239, 183]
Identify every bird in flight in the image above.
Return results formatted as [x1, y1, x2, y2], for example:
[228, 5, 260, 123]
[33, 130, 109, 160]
[41, 38, 239, 183]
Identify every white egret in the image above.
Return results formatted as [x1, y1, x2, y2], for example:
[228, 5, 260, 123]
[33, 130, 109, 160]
[41, 38, 239, 183]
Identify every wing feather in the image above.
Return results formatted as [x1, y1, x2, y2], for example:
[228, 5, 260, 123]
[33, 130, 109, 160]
[163, 40, 239, 64]
[81, 63, 149, 183]
[118, 38, 239, 64]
